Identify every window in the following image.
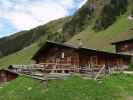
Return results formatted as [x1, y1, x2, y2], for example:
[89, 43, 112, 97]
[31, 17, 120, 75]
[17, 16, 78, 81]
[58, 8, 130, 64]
[61, 52, 65, 58]
[67, 57, 71, 64]
[122, 44, 129, 51]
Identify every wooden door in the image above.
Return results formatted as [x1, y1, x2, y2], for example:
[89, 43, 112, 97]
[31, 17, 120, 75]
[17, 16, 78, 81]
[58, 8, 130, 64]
[116, 58, 123, 66]
[90, 56, 98, 67]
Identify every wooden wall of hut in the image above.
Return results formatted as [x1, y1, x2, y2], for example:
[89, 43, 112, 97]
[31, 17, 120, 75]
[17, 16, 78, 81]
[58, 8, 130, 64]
[78, 51, 130, 69]
[37, 46, 79, 66]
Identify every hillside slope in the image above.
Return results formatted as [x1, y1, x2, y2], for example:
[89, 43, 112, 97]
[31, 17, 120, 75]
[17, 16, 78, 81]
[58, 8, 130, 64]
[62, 0, 132, 39]
[0, 0, 132, 66]
[0, 13, 132, 67]
[0, 43, 39, 67]
[0, 0, 132, 58]
[69, 14, 133, 52]
[0, 17, 70, 58]
[65, 0, 133, 52]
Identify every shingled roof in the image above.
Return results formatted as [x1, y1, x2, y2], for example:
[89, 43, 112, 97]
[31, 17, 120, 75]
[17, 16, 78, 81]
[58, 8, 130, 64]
[32, 40, 132, 60]
[112, 38, 133, 45]
[112, 28, 133, 44]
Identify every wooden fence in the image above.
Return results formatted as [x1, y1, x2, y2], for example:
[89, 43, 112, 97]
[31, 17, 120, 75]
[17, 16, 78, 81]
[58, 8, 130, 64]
[7, 63, 126, 80]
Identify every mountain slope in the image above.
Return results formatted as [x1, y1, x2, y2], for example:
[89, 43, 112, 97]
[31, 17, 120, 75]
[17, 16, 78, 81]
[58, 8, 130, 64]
[0, 17, 70, 58]
[69, 14, 133, 52]
[65, 0, 133, 52]
[0, 43, 39, 67]
[1, 0, 132, 59]
[0, 13, 132, 67]
[62, 0, 132, 39]
[0, 0, 133, 66]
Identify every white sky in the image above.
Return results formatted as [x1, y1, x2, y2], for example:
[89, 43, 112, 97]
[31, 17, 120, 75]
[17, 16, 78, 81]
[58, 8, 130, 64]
[0, 0, 87, 37]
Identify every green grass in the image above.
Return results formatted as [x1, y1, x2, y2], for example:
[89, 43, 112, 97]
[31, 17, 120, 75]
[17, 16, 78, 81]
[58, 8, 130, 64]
[0, 74, 133, 100]
[0, 76, 46, 100]
[69, 14, 133, 52]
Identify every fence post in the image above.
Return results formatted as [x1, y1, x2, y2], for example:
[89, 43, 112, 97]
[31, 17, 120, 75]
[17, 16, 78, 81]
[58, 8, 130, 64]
[43, 71, 48, 88]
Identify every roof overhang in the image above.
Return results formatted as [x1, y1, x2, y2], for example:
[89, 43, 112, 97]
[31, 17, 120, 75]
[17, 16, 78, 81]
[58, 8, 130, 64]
[32, 40, 132, 60]
[112, 38, 133, 45]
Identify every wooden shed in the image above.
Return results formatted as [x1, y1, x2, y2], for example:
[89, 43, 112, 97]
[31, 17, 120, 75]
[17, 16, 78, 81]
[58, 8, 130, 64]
[32, 41, 132, 73]
[112, 38, 133, 55]
[0, 69, 18, 84]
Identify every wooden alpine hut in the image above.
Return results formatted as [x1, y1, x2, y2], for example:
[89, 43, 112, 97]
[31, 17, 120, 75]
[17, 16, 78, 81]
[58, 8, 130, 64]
[32, 41, 132, 73]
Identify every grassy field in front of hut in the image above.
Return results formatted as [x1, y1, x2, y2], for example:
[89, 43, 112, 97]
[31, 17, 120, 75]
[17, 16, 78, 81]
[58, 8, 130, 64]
[0, 74, 133, 100]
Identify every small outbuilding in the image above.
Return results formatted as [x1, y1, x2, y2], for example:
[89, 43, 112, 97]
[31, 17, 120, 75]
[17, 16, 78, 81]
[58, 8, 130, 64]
[112, 38, 133, 55]
[112, 28, 133, 55]
[0, 69, 18, 84]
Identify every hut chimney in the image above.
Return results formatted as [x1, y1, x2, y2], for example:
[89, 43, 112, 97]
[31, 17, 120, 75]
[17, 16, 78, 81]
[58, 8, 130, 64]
[77, 39, 83, 47]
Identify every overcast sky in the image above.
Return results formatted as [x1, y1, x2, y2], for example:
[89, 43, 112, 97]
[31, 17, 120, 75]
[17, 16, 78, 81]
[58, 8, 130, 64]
[0, 0, 87, 37]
